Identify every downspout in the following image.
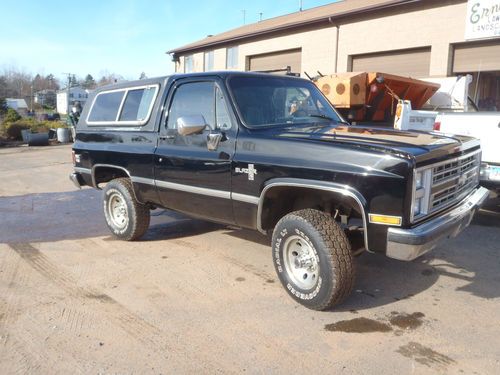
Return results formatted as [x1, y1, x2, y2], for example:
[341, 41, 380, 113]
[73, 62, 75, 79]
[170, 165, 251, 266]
[329, 17, 339, 73]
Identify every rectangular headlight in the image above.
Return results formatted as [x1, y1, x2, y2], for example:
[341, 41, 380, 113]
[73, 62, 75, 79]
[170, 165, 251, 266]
[413, 198, 422, 216]
[412, 168, 431, 220]
[415, 171, 423, 189]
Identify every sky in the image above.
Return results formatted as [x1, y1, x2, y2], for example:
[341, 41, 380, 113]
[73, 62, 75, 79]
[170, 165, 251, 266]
[0, 0, 336, 82]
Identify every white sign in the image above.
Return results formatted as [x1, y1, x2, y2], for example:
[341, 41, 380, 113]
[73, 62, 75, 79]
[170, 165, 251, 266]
[465, 1, 500, 39]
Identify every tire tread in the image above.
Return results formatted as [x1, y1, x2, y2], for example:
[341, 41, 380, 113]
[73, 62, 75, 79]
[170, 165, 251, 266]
[274, 208, 355, 310]
[105, 178, 150, 241]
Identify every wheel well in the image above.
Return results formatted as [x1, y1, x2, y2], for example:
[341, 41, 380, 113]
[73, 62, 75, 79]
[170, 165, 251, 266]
[260, 186, 363, 232]
[93, 166, 129, 188]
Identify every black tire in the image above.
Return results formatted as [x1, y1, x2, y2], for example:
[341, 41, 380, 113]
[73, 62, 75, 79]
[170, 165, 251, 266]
[272, 209, 355, 311]
[103, 178, 150, 241]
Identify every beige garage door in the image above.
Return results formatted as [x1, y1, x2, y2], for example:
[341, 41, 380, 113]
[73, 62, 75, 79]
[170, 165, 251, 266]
[351, 48, 431, 78]
[453, 41, 500, 73]
[248, 49, 302, 75]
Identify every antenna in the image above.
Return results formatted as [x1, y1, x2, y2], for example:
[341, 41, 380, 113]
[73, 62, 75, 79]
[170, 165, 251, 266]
[241, 9, 246, 25]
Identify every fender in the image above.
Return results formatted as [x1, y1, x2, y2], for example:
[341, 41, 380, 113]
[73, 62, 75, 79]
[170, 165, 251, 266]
[91, 164, 143, 204]
[257, 178, 370, 251]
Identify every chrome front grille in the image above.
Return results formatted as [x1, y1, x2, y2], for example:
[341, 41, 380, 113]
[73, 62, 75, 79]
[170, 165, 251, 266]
[430, 151, 480, 214]
[412, 149, 481, 222]
[432, 154, 477, 185]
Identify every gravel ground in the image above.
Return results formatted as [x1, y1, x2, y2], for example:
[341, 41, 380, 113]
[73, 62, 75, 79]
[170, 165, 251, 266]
[0, 144, 499, 374]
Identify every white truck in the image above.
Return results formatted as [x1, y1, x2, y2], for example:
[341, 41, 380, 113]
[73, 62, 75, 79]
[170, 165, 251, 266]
[434, 112, 500, 190]
[395, 75, 500, 191]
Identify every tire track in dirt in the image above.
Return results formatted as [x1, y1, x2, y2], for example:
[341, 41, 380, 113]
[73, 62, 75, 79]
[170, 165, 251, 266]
[0, 252, 64, 374]
[2, 335, 42, 374]
[8, 243, 164, 345]
[0, 248, 24, 333]
[221, 255, 275, 283]
[7, 242, 223, 372]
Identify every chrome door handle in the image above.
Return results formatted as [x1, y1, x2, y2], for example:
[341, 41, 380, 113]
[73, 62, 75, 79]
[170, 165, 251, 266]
[159, 135, 174, 140]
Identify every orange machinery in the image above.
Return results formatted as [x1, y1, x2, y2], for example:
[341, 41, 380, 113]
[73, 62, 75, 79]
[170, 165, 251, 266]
[314, 72, 440, 123]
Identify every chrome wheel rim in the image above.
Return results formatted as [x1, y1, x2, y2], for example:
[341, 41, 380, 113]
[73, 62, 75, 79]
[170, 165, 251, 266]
[107, 192, 128, 229]
[283, 235, 319, 290]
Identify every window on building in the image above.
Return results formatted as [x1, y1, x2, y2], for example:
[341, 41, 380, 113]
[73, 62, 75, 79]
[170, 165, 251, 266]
[69, 93, 74, 98]
[226, 46, 239, 69]
[184, 55, 194, 73]
[204, 51, 214, 72]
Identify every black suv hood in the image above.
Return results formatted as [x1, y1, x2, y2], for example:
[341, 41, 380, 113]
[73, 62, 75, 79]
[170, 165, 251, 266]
[267, 124, 478, 164]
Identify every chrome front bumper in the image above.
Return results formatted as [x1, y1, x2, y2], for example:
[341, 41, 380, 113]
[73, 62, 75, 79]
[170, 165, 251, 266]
[386, 186, 490, 261]
[69, 172, 84, 189]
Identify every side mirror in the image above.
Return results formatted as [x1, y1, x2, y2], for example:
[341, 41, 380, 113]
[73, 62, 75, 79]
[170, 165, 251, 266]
[177, 115, 207, 136]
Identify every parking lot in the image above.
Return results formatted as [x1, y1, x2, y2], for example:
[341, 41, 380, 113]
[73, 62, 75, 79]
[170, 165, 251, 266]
[0, 144, 499, 374]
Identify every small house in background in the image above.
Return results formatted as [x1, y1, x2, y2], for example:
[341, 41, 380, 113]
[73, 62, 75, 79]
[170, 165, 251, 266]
[6, 98, 29, 116]
[34, 89, 57, 108]
[56, 87, 91, 115]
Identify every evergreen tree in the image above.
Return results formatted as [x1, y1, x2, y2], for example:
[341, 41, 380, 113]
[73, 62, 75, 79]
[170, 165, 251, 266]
[0, 97, 7, 116]
[82, 74, 96, 89]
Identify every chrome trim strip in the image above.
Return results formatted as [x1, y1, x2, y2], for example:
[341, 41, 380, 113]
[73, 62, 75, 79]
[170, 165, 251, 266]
[231, 192, 259, 205]
[256, 178, 370, 252]
[131, 176, 155, 185]
[131, 177, 259, 204]
[74, 167, 91, 174]
[155, 180, 231, 199]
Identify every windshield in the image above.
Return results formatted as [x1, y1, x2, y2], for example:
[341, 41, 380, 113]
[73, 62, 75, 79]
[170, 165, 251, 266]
[228, 76, 344, 127]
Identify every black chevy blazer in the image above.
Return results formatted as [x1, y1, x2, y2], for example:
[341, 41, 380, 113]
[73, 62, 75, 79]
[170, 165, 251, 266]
[71, 72, 489, 310]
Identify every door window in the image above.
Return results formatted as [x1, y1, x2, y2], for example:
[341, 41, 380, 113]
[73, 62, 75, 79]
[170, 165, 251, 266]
[167, 82, 215, 129]
[216, 86, 232, 130]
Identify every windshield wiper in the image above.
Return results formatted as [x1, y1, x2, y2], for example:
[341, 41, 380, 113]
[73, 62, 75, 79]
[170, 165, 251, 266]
[308, 114, 349, 124]
[308, 114, 334, 120]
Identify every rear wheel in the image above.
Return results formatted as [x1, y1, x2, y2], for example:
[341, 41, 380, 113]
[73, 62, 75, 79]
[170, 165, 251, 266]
[272, 209, 355, 310]
[103, 178, 150, 241]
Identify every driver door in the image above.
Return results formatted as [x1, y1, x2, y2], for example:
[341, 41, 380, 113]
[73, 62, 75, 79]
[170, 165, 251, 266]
[154, 78, 236, 224]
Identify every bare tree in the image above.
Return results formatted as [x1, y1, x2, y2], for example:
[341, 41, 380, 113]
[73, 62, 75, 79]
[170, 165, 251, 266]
[97, 73, 124, 87]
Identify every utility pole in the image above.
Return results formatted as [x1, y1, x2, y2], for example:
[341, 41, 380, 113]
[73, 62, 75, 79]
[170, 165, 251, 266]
[63, 72, 73, 115]
[299, 0, 303, 11]
[30, 84, 33, 113]
[241, 9, 246, 25]
[259, 12, 263, 22]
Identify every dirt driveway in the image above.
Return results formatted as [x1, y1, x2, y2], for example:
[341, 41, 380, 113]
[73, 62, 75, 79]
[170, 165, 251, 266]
[1, 145, 499, 374]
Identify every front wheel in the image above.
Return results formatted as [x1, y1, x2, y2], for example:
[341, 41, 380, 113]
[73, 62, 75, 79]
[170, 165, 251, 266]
[103, 178, 150, 241]
[272, 209, 355, 310]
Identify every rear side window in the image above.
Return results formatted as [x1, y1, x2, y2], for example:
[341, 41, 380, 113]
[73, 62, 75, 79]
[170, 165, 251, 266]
[119, 87, 158, 121]
[88, 91, 124, 122]
[87, 84, 159, 125]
